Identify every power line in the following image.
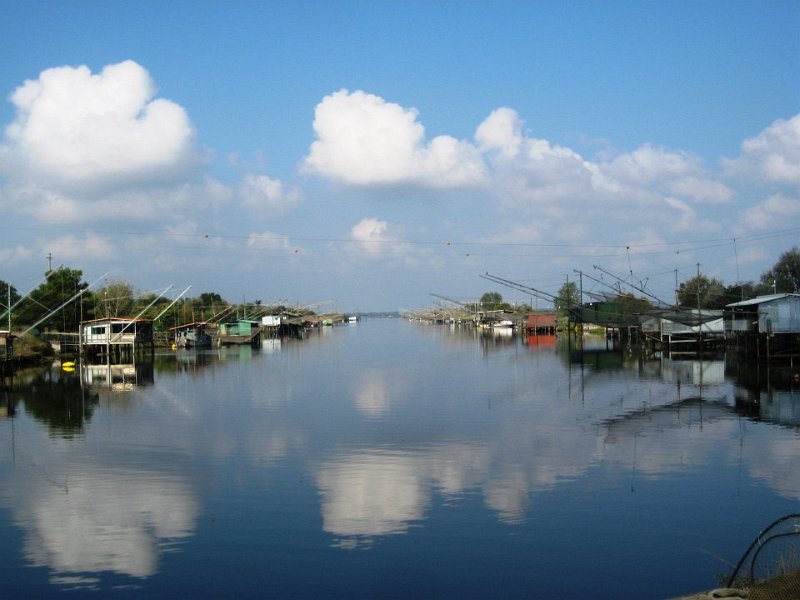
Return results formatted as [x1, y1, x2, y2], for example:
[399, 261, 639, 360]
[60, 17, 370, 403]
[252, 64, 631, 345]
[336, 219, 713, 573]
[2, 224, 798, 252]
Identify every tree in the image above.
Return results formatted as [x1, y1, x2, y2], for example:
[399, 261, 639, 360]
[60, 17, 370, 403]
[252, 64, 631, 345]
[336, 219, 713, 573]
[194, 292, 227, 320]
[14, 267, 88, 332]
[0, 280, 21, 328]
[479, 292, 504, 310]
[554, 282, 579, 316]
[760, 246, 800, 293]
[722, 281, 760, 305]
[22, 368, 98, 437]
[199, 292, 224, 306]
[151, 298, 185, 330]
[677, 275, 726, 309]
[96, 280, 135, 317]
[0, 280, 21, 306]
[478, 291, 513, 312]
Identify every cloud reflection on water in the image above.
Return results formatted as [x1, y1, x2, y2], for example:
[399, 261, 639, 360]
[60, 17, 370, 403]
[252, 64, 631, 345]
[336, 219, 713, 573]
[354, 370, 391, 417]
[12, 467, 198, 581]
[3, 327, 799, 594]
[317, 451, 426, 540]
[313, 352, 800, 544]
[316, 442, 494, 545]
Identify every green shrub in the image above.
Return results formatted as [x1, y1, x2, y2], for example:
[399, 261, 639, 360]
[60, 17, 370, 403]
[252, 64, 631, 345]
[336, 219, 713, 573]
[13, 334, 55, 362]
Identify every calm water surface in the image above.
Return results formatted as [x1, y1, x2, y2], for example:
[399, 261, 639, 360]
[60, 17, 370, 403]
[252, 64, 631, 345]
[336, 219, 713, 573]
[1, 318, 799, 598]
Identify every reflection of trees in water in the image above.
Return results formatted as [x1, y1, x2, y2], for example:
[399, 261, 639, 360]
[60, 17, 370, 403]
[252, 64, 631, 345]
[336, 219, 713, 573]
[19, 369, 98, 437]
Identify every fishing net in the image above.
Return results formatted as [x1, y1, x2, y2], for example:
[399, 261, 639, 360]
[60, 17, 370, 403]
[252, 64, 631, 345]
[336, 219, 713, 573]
[726, 513, 800, 599]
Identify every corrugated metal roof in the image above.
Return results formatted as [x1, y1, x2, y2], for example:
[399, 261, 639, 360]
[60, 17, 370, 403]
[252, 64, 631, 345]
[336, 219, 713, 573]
[726, 293, 800, 308]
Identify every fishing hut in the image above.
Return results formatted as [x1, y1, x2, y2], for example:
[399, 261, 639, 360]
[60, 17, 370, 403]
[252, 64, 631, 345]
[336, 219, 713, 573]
[219, 319, 261, 346]
[524, 312, 557, 348]
[79, 317, 154, 360]
[641, 309, 724, 353]
[261, 314, 309, 338]
[526, 312, 557, 334]
[261, 315, 283, 337]
[171, 321, 213, 349]
[0, 331, 14, 390]
[725, 293, 800, 364]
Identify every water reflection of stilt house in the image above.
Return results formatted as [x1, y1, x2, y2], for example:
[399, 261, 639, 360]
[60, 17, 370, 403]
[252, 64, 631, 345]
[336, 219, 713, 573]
[80, 318, 154, 360]
[0, 389, 13, 418]
[82, 361, 155, 392]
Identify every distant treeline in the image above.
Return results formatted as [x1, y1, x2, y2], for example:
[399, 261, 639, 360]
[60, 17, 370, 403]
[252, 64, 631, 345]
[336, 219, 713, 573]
[1, 246, 797, 334]
[0, 269, 314, 334]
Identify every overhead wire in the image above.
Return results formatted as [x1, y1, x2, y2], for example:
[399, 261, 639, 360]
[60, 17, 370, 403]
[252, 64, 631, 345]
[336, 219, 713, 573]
[1, 223, 798, 255]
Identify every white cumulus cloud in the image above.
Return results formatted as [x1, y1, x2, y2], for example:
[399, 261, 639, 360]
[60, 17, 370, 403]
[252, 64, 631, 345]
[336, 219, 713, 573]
[239, 174, 302, 213]
[0, 60, 201, 193]
[304, 93, 733, 244]
[0, 60, 220, 228]
[724, 113, 800, 186]
[304, 89, 485, 187]
[600, 144, 732, 205]
[475, 107, 524, 157]
[740, 193, 800, 231]
[350, 217, 392, 255]
[472, 110, 733, 250]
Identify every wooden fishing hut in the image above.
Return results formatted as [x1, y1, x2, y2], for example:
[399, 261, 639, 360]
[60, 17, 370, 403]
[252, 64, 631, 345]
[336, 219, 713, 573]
[0, 331, 14, 389]
[261, 315, 283, 337]
[724, 293, 800, 363]
[300, 313, 345, 328]
[171, 321, 213, 349]
[280, 316, 308, 338]
[80, 317, 154, 360]
[526, 312, 557, 334]
[0, 331, 13, 362]
[219, 319, 261, 346]
[641, 309, 724, 353]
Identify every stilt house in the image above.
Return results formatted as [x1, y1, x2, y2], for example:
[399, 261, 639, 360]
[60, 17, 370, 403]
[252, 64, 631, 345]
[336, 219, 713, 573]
[80, 318, 154, 357]
[725, 293, 800, 361]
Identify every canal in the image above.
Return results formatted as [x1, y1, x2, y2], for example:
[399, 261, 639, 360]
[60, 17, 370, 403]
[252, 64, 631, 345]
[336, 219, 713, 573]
[1, 318, 799, 598]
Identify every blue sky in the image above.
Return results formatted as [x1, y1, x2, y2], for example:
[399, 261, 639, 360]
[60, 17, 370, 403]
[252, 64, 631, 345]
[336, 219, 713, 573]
[1, 1, 798, 312]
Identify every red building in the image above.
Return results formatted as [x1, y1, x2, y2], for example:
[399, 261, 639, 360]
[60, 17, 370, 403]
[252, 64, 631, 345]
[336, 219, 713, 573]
[526, 312, 557, 334]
